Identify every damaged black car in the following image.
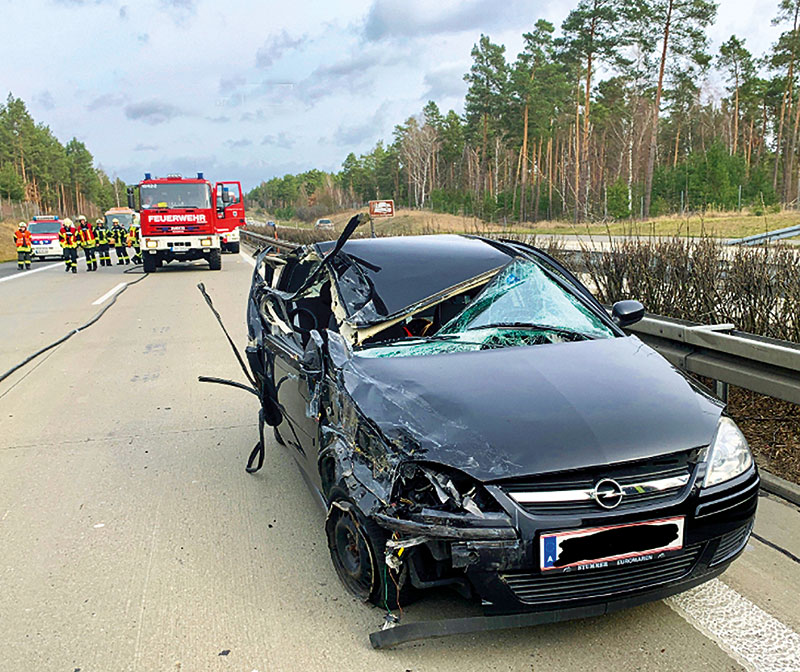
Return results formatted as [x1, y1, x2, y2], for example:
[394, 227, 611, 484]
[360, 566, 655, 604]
[229, 216, 758, 646]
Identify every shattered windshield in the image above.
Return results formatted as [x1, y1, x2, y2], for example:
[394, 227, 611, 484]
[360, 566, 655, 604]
[358, 258, 614, 358]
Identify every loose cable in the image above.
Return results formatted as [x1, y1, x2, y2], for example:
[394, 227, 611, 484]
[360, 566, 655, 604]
[0, 273, 149, 384]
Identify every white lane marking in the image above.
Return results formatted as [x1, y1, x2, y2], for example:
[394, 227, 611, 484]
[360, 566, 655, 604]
[239, 251, 256, 267]
[0, 262, 61, 284]
[666, 578, 800, 672]
[92, 282, 127, 305]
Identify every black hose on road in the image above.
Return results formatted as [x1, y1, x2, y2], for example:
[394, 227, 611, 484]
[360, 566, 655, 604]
[0, 273, 149, 384]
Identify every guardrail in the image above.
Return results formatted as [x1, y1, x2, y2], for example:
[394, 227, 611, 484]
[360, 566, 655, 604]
[241, 228, 297, 252]
[240, 228, 800, 405]
[625, 316, 800, 405]
[726, 223, 800, 246]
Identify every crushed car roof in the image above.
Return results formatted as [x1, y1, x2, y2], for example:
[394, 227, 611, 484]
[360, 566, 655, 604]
[314, 234, 512, 324]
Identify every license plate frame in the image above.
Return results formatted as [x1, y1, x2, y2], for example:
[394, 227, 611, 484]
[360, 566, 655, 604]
[539, 516, 685, 574]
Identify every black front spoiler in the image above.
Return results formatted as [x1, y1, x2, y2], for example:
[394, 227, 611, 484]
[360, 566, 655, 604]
[369, 562, 728, 649]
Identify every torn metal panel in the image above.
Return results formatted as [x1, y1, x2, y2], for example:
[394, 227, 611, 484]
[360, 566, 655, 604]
[350, 268, 499, 345]
[373, 513, 517, 541]
[315, 234, 512, 325]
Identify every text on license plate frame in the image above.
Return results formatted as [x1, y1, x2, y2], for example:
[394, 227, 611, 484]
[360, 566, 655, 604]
[539, 516, 685, 573]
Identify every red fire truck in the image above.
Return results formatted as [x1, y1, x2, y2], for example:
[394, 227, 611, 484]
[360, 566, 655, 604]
[126, 172, 244, 273]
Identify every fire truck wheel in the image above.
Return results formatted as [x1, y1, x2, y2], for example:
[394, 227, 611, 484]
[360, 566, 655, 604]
[209, 249, 222, 271]
[143, 254, 157, 274]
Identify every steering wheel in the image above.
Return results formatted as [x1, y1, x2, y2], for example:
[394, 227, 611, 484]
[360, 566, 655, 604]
[287, 306, 318, 334]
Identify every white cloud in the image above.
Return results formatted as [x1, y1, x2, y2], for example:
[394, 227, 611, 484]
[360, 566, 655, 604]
[2, 0, 785, 190]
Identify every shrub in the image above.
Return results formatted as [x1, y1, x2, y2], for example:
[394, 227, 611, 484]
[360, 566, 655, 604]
[607, 178, 630, 219]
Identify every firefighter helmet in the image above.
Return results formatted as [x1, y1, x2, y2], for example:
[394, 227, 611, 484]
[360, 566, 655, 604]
[63, 218, 73, 227]
[77, 215, 86, 222]
[96, 218, 104, 225]
[18, 221, 26, 229]
[112, 218, 119, 224]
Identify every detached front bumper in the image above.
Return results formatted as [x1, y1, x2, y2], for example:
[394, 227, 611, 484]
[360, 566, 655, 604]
[370, 555, 734, 648]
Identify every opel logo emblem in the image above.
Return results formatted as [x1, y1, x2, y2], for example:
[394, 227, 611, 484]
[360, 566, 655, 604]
[593, 478, 624, 509]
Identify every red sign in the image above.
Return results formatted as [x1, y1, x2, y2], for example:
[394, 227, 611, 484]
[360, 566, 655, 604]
[369, 199, 395, 218]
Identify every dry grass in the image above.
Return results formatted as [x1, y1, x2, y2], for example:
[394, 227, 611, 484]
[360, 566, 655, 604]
[261, 206, 800, 241]
[529, 209, 800, 239]
[0, 220, 19, 263]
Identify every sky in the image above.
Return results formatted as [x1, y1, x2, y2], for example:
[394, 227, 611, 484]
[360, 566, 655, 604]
[1, 0, 788, 190]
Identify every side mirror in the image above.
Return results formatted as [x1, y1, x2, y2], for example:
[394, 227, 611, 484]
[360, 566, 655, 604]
[126, 187, 135, 210]
[612, 300, 645, 328]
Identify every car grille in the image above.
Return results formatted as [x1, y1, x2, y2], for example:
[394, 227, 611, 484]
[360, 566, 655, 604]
[498, 450, 697, 515]
[501, 543, 703, 605]
[710, 522, 753, 566]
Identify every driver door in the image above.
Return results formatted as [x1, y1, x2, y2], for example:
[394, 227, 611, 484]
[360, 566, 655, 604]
[215, 181, 244, 226]
[267, 261, 326, 461]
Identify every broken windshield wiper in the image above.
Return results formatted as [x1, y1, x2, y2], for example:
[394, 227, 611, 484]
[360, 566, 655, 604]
[463, 322, 594, 339]
[364, 332, 487, 348]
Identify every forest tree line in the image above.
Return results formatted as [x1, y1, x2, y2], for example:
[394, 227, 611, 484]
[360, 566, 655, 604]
[249, 0, 800, 223]
[0, 94, 126, 217]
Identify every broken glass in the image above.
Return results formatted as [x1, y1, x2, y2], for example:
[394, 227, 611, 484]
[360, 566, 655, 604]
[358, 259, 613, 358]
[440, 259, 613, 339]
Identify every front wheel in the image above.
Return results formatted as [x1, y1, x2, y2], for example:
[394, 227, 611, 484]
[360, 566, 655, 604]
[143, 253, 157, 273]
[325, 493, 412, 609]
[209, 248, 222, 271]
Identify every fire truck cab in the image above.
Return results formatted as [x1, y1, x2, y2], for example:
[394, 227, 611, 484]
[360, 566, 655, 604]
[127, 173, 244, 273]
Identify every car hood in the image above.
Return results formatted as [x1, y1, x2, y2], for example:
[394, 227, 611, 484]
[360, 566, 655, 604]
[341, 336, 723, 482]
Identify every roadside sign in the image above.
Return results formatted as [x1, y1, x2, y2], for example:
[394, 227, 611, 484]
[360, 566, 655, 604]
[369, 199, 395, 218]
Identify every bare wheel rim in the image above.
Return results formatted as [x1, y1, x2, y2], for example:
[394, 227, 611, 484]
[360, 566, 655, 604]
[331, 510, 374, 599]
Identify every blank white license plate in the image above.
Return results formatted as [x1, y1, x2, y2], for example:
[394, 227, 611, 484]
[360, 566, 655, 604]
[540, 516, 684, 574]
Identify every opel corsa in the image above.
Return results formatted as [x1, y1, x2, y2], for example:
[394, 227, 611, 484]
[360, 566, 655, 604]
[242, 222, 758, 643]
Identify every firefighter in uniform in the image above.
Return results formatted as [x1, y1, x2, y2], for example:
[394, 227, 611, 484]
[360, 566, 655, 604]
[110, 218, 129, 264]
[59, 218, 72, 271]
[95, 217, 112, 267]
[76, 215, 97, 271]
[14, 222, 32, 271]
[127, 221, 142, 264]
[60, 218, 78, 273]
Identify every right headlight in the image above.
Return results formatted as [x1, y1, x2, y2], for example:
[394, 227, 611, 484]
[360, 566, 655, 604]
[703, 417, 753, 488]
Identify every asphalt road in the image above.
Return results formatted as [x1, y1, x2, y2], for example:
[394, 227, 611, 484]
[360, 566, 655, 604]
[1, 251, 799, 672]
